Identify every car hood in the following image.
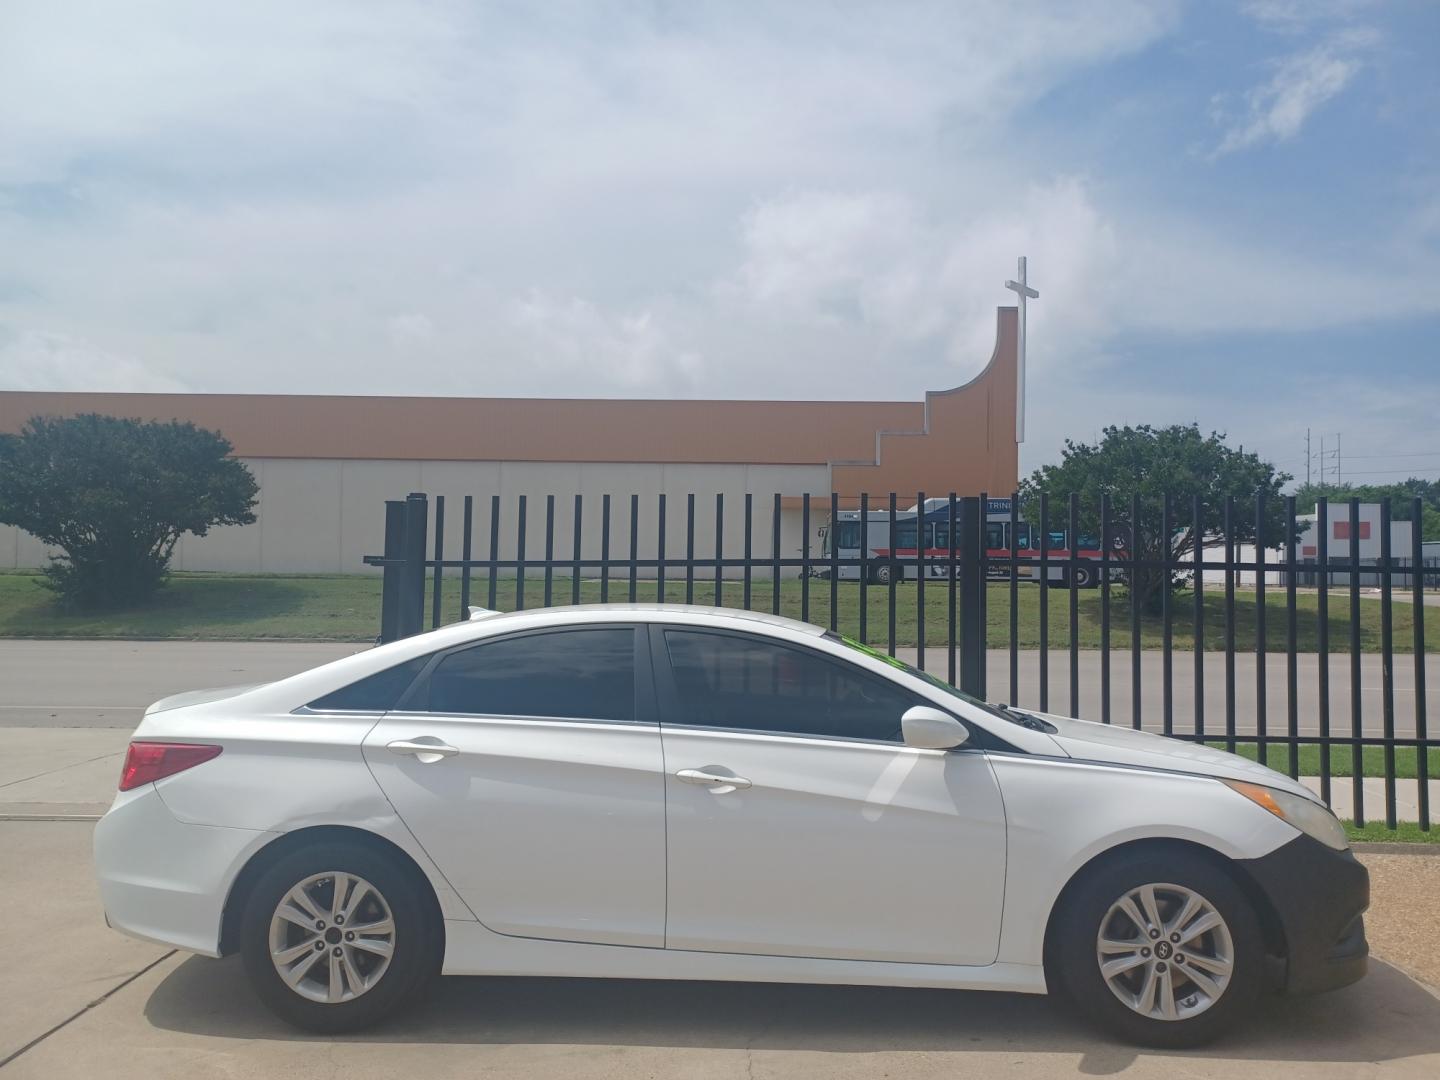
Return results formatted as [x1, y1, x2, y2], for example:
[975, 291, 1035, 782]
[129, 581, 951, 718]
[145, 684, 264, 715]
[1030, 710, 1318, 803]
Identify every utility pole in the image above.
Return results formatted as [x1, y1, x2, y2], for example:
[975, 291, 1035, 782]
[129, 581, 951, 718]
[1336, 432, 1342, 486]
[1306, 428, 1311, 487]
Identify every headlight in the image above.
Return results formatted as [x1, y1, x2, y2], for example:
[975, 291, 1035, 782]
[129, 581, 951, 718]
[1222, 780, 1349, 851]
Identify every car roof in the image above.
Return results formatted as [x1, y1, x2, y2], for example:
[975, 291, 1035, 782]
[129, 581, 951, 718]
[467, 603, 825, 637]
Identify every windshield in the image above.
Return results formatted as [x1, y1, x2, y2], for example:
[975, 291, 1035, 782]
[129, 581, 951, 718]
[827, 631, 1008, 720]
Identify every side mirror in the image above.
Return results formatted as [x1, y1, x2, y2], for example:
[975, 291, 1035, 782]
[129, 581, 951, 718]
[901, 705, 970, 750]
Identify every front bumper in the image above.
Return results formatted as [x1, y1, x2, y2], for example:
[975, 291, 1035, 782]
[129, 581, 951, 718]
[1242, 833, 1369, 995]
[93, 785, 270, 956]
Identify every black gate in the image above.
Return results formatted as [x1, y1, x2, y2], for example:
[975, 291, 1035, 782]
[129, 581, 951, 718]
[367, 489, 1435, 832]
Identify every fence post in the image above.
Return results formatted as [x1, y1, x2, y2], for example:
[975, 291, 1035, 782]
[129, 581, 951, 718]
[378, 500, 406, 643]
[396, 492, 429, 640]
[959, 495, 985, 697]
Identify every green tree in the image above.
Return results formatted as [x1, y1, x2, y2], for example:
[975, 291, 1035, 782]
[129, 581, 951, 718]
[1020, 424, 1294, 614]
[0, 414, 258, 609]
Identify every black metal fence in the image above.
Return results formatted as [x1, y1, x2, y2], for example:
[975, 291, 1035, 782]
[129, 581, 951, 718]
[367, 490, 1436, 832]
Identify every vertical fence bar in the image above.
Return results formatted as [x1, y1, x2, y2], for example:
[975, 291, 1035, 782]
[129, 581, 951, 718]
[1039, 493, 1050, 713]
[1193, 496, 1205, 742]
[1317, 497, 1331, 805]
[959, 496, 984, 696]
[1069, 493, 1080, 718]
[1286, 496, 1299, 779]
[515, 494, 527, 610]
[916, 491, 926, 671]
[628, 495, 639, 603]
[572, 495, 583, 605]
[487, 495, 500, 611]
[1254, 492, 1267, 768]
[460, 495, 474, 617]
[860, 493, 870, 644]
[379, 500, 405, 644]
[887, 493, 898, 657]
[714, 495, 724, 607]
[685, 494, 695, 605]
[600, 494, 611, 604]
[1413, 499, 1430, 830]
[743, 494, 753, 612]
[1223, 496, 1236, 752]
[829, 493, 839, 630]
[771, 493, 782, 615]
[1009, 493, 1019, 705]
[543, 495, 555, 608]
[1349, 497, 1364, 826]
[1381, 499, 1396, 828]
[397, 493, 428, 639]
[801, 495, 811, 624]
[1130, 492, 1142, 731]
[1162, 493, 1173, 737]
[657, 493, 667, 605]
[1101, 495, 1112, 724]
[430, 495, 446, 629]
[949, 494, 959, 687]
[978, 492, 988, 684]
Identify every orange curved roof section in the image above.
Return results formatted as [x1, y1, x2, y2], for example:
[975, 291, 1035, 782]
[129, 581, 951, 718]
[0, 307, 1018, 500]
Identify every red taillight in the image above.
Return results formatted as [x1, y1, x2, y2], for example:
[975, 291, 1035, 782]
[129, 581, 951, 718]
[118, 741, 223, 791]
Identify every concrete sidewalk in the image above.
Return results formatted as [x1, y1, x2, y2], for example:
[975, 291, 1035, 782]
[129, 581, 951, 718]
[2, 820, 1437, 1079]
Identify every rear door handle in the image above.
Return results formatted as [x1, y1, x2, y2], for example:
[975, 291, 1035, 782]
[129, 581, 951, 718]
[387, 738, 460, 763]
[676, 768, 751, 791]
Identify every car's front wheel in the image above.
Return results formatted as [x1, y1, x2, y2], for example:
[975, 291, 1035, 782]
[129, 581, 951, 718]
[1050, 850, 1264, 1047]
[239, 839, 441, 1032]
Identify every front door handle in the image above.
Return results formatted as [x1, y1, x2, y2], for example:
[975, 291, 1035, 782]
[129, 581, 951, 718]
[676, 768, 751, 791]
[387, 738, 460, 764]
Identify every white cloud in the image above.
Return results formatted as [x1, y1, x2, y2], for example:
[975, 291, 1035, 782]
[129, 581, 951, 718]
[0, 328, 187, 392]
[0, 0, 1435, 483]
[1211, 31, 1375, 157]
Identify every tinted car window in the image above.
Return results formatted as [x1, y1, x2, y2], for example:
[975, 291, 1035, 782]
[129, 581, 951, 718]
[307, 656, 428, 712]
[423, 628, 635, 722]
[662, 630, 916, 743]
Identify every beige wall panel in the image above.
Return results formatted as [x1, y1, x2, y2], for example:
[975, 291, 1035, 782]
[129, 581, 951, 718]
[173, 458, 265, 572]
[0, 524, 19, 570]
[256, 460, 343, 572]
[338, 460, 424, 574]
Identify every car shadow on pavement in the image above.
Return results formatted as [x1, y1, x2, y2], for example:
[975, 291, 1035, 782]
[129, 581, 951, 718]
[145, 955, 1440, 1072]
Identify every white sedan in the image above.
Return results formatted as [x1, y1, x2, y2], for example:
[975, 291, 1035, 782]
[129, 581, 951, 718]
[93, 604, 1367, 1047]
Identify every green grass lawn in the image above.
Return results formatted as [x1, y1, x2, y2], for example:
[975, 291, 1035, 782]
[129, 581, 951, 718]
[1207, 742, 1440, 780]
[1, 569, 1435, 649]
[1344, 821, 1439, 843]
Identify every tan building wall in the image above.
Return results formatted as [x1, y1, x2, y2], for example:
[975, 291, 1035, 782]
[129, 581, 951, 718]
[0, 307, 1019, 575]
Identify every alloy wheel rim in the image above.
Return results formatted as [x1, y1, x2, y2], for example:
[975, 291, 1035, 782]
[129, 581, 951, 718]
[268, 871, 396, 1004]
[1095, 882, 1234, 1022]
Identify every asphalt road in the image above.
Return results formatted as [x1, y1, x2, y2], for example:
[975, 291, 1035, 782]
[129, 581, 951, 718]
[1, 638, 1435, 738]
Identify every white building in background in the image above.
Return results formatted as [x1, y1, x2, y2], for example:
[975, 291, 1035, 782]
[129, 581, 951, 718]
[0, 310, 1024, 577]
[1205, 503, 1430, 589]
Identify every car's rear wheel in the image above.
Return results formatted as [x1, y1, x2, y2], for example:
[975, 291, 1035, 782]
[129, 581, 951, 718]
[1050, 850, 1264, 1047]
[239, 840, 440, 1032]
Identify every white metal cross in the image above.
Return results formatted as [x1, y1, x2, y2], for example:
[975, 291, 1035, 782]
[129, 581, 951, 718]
[1004, 256, 1039, 444]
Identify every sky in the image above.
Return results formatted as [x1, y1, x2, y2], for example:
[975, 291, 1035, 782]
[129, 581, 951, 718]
[1, 0, 1438, 483]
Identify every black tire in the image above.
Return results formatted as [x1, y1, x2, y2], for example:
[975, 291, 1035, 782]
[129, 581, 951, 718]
[239, 839, 441, 1033]
[872, 561, 894, 585]
[1049, 850, 1264, 1048]
[1072, 564, 1096, 589]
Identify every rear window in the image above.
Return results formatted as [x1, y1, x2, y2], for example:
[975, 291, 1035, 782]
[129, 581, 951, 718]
[306, 656, 428, 712]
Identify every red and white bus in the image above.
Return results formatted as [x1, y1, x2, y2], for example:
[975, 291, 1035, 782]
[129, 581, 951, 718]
[819, 498, 1125, 586]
